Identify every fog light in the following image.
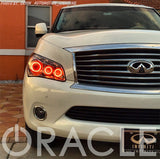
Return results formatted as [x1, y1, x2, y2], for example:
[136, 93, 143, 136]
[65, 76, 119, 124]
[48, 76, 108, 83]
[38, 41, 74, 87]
[34, 106, 47, 120]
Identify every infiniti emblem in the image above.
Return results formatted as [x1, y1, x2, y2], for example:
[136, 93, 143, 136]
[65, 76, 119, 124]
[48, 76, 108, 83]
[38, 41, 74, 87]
[128, 60, 154, 74]
[130, 133, 156, 145]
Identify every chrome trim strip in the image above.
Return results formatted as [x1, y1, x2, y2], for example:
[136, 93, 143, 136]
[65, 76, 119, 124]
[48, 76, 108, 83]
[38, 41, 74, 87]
[71, 83, 160, 94]
[72, 53, 78, 83]
[65, 43, 160, 53]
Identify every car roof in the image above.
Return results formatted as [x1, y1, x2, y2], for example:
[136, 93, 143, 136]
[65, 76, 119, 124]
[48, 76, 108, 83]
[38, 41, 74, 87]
[63, 3, 152, 9]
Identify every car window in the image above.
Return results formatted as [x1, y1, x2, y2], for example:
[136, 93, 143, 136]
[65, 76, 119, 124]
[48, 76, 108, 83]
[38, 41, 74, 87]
[53, 6, 160, 32]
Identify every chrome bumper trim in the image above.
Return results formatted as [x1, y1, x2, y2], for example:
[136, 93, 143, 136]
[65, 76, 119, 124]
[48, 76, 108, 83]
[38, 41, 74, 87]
[71, 83, 160, 94]
[65, 43, 160, 53]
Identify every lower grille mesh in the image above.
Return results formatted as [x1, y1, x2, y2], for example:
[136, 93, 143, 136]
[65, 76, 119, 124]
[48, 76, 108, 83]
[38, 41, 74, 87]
[66, 106, 160, 124]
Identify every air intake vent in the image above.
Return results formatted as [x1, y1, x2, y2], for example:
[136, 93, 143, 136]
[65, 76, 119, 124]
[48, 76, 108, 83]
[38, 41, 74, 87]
[66, 106, 160, 124]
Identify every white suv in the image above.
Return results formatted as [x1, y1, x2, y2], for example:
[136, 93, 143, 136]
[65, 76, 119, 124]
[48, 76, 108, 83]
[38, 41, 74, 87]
[23, 3, 160, 146]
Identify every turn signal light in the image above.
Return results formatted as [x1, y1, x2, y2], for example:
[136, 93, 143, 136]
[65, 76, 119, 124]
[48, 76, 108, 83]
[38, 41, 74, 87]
[28, 54, 66, 81]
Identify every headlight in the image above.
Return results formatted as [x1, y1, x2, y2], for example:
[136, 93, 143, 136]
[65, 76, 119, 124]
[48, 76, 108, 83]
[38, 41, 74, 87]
[27, 53, 66, 82]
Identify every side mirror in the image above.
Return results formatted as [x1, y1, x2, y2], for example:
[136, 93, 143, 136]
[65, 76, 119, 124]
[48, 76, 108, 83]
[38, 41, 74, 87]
[35, 23, 47, 37]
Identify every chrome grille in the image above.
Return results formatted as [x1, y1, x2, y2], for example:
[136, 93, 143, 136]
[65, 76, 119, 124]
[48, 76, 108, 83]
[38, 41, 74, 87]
[75, 49, 160, 87]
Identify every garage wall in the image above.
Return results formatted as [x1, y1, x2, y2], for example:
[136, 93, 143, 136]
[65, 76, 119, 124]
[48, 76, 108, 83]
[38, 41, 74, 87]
[0, 0, 109, 80]
[0, 2, 26, 80]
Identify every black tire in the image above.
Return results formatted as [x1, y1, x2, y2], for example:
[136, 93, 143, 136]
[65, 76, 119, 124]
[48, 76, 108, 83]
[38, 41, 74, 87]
[25, 123, 65, 147]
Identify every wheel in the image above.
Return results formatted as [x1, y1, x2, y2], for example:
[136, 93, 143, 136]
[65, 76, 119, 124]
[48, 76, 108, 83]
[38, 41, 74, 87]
[25, 123, 65, 147]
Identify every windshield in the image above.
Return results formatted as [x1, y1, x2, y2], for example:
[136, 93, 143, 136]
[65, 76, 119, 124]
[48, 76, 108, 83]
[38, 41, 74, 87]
[52, 6, 160, 32]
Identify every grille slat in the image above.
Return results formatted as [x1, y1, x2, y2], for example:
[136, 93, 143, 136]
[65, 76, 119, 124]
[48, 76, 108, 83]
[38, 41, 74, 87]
[75, 49, 160, 87]
[77, 65, 160, 68]
[77, 70, 160, 74]
[76, 53, 160, 58]
[76, 59, 160, 63]
[77, 70, 128, 73]
[66, 106, 160, 124]
[78, 79, 160, 86]
[78, 74, 160, 80]
[77, 64, 127, 68]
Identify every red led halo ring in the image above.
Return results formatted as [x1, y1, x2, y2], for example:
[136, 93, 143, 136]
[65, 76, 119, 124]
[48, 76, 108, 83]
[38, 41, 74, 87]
[53, 68, 63, 78]
[44, 66, 53, 76]
[30, 61, 43, 73]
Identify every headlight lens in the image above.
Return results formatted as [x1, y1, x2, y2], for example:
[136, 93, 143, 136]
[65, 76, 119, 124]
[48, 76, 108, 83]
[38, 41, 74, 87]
[27, 53, 66, 81]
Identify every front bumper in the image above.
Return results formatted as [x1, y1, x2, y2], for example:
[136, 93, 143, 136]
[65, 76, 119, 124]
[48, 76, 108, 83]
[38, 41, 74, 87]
[23, 75, 160, 142]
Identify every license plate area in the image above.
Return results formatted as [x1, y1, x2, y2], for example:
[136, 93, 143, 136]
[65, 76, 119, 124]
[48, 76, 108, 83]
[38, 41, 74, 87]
[122, 129, 160, 152]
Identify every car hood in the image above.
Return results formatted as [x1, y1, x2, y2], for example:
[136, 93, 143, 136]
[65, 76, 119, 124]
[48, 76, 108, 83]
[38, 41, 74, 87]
[42, 29, 160, 49]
